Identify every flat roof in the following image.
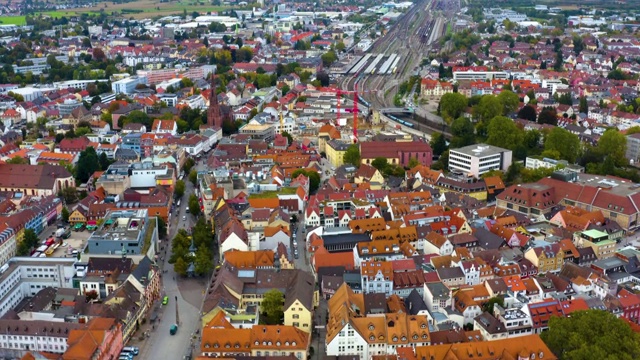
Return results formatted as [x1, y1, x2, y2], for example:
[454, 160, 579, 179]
[450, 144, 510, 157]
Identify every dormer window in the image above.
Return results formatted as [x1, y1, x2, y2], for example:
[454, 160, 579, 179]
[370, 335, 375, 341]
[292, 341, 296, 346]
[368, 324, 375, 331]
[393, 336, 398, 342]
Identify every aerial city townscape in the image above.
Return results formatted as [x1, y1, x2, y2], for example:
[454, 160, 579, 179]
[1, 0, 640, 359]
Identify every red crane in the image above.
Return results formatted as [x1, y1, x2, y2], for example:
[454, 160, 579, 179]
[327, 83, 378, 143]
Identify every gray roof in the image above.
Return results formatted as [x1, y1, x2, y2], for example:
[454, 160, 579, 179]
[474, 228, 506, 250]
[436, 267, 464, 280]
[405, 289, 428, 315]
[426, 282, 450, 300]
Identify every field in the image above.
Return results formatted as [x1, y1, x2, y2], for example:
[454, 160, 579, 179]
[1, 0, 232, 22]
[0, 15, 26, 25]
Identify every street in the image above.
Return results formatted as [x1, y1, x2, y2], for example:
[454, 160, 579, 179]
[132, 159, 210, 360]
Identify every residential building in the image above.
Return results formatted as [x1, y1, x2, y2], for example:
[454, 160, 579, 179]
[414, 334, 556, 360]
[449, 144, 513, 178]
[325, 283, 431, 359]
[62, 318, 124, 360]
[326, 140, 351, 169]
[360, 261, 394, 296]
[200, 324, 310, 359]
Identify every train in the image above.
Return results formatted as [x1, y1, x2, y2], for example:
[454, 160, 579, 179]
[388, 114, 415, 128]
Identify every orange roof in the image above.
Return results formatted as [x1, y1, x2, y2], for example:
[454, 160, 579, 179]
[38, 151, 75, 162]
[248, 198, 280, 209]
[264, 225, 290, 237]
[224, 250, 275, 269]
[415, 334, 556, 360]
[313, 250, 355, 271]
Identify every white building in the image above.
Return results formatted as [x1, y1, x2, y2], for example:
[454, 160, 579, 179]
[0, 227, 16, 268]
[525, 157, 584, 173]
[0, 258, 76, 318]
[129, 162, 170, 188]
[453, 70, 509, 81]
[112, 76, 147, 94]
[449, 144, 513, 178]
[360, 261, 393, 296]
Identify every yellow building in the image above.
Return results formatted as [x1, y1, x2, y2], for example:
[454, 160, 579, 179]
[326, 139, 351, 168]
[524, 244, 565, 273]
[284, 297, 313, 334]
[435, 177, 488, 201]
[69, 209, 87, 225]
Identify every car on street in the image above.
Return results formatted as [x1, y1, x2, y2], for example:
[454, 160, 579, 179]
[122, 347, 139, 356]
[162, 296, 169, 305]
[182, 215, 186, 221]
[170, 324, 178, 335]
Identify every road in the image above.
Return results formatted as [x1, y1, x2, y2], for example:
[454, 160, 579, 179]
[134, 159, 210, 360]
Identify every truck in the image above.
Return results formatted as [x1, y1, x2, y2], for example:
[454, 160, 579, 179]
[170, 324, 178, 335]
[56, 228, 71, 239]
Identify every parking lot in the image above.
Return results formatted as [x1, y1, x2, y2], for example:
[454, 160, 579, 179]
[47, 227, 92, 258]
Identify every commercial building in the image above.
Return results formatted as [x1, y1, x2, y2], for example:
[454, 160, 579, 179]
[449, 144, 513, 178]
[0, 257, 76, 318]
[111, 76, 147, 95]
[239, 121, 276, 142]
[85, 209, 157, 257]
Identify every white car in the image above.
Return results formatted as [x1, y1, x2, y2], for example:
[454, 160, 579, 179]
[182, 216, 186, 221]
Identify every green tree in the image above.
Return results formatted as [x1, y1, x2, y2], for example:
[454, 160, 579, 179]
[541, 310, 640, 360]
[439, 93, 467, 122]
[544, 127, 581, 163]
[343, 144, 361, 167]
[6, 157, 28, 164]
[182, 158, 196, 173]
[474, 95, 502, 122]
[61, 187, 78, 204]
[261, 289, 284, 325]
[175, 180, 186, 199]
[157, 216, 167, 239]
[430, 132, 447, 156]
[17, 229, 39, 256]
[194, 244, 213, 276]
[189, 169, 198, 186]
[99, 152, 110, 171]
[76, 147, 100, 183]
[482, 296, 504, 313]
[487, 116, 523, 151]
[517, 104, 537, 122]
[321, 50, 338, 67]
[497, 90, 520, 115]
[174, 257, 188, 276]
[61, 207, 70, 223]
[281, 131, 293, 145]
[291, 169, 321, 193]
[188, 194, 201, 217]
[597, 129, 627, 167]
[450, 117, 476, 148]
[371, 157, 389, 172]
[579, 96, 588, 114]
[538, 107, 558, 125]
[408, 157, 420, 168]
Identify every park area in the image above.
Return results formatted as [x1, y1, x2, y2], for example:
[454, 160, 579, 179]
[0, 0, 232, 24]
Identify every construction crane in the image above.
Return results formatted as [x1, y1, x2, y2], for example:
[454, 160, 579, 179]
[328, 76, 378, 143]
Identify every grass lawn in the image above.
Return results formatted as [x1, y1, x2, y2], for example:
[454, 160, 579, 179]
[248, 187, 298, 199]
[29, 0, 232, 19]
[0, 15, 26, 25]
